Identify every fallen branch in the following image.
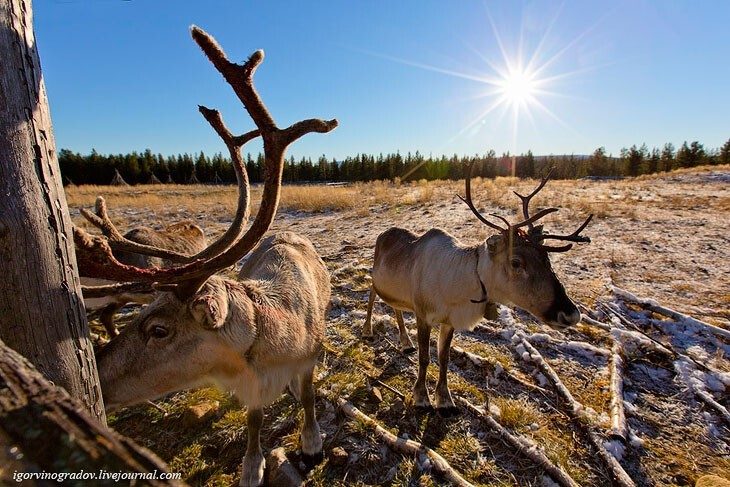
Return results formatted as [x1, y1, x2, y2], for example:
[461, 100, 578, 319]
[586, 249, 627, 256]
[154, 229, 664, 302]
[333, 396, 475, 487]
[451, 345, 549, 394]
[611, 285, 730, 341]
[579, 312, 612, 332]
[516, 334, 636, 487]
[457, 397, 579, 487]
[608, 336, 628, 442]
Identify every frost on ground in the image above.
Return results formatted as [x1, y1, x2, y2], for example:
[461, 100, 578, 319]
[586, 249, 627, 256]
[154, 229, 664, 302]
[70, 167, 730, 486]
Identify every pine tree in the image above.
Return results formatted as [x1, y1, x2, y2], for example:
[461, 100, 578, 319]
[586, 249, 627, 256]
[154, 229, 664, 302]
[660, 143, 675, 172]
[719, 138, 730, 165]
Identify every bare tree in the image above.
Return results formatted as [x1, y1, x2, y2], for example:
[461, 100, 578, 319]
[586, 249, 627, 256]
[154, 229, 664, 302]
[0, 0, 105, 421]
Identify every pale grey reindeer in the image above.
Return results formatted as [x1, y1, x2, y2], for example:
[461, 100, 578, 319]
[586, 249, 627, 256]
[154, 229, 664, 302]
[363, 165, 592, 416]
[74, 27, 337, 487]
[80, 203, 207, 337]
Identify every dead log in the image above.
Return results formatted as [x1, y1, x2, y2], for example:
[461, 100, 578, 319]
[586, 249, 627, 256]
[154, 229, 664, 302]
[608, 337, 628, 442]
[458, 397, 579, 487]
[333, 396, 475, 487]
[516, 334, 636, 487]
[0, 339, 183, 484]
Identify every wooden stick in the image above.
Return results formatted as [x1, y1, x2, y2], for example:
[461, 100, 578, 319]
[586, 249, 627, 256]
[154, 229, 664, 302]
[369, 377, 406, 400]
[451, 345, 549, 394]
[579, 313, 612, 331]
[457, 398, 580, 487]
[517, 334, 636, 487]
[333, 396, 476, 487]
[611, 285, 730, 341]
[608, 337, 628, 442]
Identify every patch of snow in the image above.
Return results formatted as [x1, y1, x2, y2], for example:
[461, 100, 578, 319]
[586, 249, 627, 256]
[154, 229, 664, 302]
[564, 340, 610, 359]
[500, 328, 516, 340]
[525, 333, 551, 343]
[604, 439, 625, 461]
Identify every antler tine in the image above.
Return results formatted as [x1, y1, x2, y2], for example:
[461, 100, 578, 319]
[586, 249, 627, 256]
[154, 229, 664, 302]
[535, 242, 574, 253]
[458, 162, 508, 232]
[511, 207, 559, 229]
[74, 227, 162, 282]
[186, 105, 258, 262]
[80, 197, 190, 263]
[513, 167, 554, 231]
[537, 214, 594, 243]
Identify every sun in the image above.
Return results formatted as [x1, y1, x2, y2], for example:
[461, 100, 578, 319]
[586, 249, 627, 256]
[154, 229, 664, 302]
[497, 67, 538, 107]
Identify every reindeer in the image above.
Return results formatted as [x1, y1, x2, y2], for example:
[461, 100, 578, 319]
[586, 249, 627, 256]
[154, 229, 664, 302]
[362, 165, 592, 416]
[80, 206, 207, 337]
[74, 27, 337, 487]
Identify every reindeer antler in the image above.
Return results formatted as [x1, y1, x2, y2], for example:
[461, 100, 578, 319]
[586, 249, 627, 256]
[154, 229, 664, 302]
[74, 27, 338, 298]
[459, 163, 592, 253]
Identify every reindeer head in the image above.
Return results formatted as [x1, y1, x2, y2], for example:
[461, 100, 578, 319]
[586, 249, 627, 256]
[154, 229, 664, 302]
[76, 27, 337, 412]
[459, 165, 592, 329]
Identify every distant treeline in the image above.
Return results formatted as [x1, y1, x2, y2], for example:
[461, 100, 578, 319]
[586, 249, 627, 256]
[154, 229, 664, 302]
[59, 138, 729, 185]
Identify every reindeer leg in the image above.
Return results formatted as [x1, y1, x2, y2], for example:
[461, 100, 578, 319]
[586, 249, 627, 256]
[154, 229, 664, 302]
[395, 310, 415, 354]
[240, 408, 265, 487]
[435, 324, 458, 417]
[299, 366, 323, 468]
[362, 284, 377, 341]
[99, 303, 121, 337]
[413, 317, 433, 410]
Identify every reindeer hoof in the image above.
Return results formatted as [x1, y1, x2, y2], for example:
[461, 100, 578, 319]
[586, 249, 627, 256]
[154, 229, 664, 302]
[437, 406, 460, 418]
[402, 345, 416, 354]
[362, 334, 374, 342]
[301, 450, 324, 469]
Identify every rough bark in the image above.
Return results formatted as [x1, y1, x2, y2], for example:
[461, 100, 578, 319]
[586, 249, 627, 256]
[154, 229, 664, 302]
[0, 339, 183, 484]
[0, 0, 105, 421]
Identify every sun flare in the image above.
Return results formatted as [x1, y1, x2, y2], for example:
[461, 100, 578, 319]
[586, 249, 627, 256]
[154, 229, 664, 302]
[497, 67, 538, 107]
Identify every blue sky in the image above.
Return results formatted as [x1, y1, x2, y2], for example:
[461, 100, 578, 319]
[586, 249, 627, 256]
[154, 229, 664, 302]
[35, 1, 729, 159]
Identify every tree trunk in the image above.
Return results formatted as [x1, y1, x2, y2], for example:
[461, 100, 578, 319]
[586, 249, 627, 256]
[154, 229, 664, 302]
[0, 338, 184, 485]
[0, 0, 105, 422]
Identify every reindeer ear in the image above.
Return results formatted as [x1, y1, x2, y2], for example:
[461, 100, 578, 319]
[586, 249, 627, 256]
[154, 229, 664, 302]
[190, 291, 229, 329]
[486, 234, 503, 254]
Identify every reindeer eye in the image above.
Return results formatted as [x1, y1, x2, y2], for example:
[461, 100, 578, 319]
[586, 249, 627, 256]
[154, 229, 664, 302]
[510, 258, 522, 269]
[149, 325, 169, 339]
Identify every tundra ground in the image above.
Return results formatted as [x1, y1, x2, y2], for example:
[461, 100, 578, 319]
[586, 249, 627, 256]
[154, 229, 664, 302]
[68, 165, 729, 486]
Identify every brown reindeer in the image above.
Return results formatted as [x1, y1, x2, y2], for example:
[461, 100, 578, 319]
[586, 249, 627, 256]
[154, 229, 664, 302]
[80, 204, 207, 337]
[75, 27, 337, 487]
[363, 165, 592, 415]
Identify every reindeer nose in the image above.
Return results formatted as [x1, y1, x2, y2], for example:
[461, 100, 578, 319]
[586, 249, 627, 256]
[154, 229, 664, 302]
[557, 309, 581, 327]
